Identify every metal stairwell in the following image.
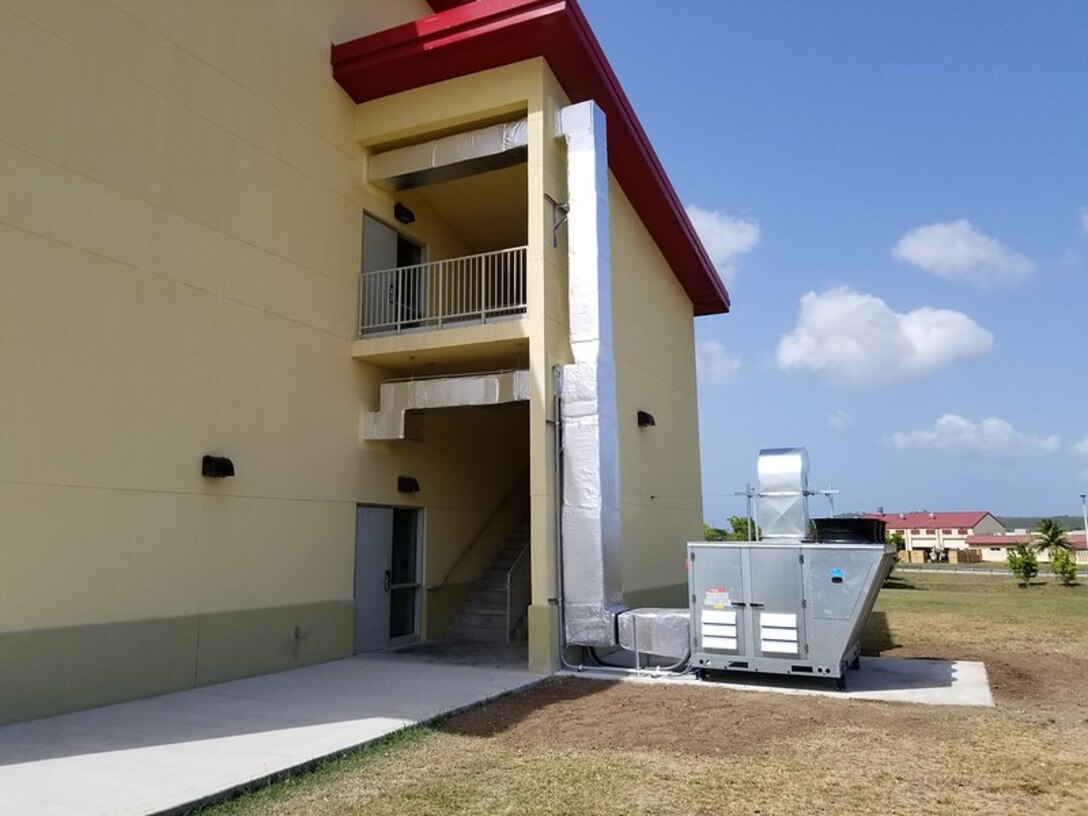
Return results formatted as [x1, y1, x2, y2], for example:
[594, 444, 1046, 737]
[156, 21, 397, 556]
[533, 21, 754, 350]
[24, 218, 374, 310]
[446, 517, 531, 643]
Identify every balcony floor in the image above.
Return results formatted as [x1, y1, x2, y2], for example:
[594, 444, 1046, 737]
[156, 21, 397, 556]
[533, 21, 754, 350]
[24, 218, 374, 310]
[352, 316, 529, 375]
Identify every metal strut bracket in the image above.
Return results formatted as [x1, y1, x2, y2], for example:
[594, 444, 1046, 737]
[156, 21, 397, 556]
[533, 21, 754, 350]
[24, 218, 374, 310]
[544, 193, 569, 247]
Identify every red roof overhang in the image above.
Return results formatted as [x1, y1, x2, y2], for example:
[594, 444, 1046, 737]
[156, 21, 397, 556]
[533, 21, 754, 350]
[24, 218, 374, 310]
[332, 0, 729, 315]
[426, 0, 476, 11]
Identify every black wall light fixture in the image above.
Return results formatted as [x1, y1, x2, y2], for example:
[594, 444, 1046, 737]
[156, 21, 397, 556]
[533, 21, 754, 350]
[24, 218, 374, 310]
[201, 455, 235, 478]
[637, 410, 656, 428]
[394, 202, 415, 224]
[397, 476, 420, 493]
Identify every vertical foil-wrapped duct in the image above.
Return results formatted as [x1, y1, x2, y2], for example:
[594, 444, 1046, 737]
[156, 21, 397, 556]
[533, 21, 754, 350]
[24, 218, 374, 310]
[757, 447, 811, 540]
[557, 102, 624, 646]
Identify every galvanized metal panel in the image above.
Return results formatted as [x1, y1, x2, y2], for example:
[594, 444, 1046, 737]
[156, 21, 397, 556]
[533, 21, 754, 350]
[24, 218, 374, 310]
[757, 448, 810, 540]
[616, 608, 690, 660]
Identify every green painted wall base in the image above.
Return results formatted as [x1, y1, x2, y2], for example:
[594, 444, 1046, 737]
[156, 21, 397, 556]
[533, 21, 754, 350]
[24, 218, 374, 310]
[0, 601, 352, 726]
[527, 603, 559, 673]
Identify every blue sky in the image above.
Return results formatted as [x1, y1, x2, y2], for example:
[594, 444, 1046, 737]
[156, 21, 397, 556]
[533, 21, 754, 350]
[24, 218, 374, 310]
[579, 1, 1088, 521]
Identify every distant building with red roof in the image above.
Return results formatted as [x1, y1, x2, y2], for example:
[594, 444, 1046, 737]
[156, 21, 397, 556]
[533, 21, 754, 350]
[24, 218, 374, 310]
[968, 531, 1088, 564]
[864, 511, 1005, 553]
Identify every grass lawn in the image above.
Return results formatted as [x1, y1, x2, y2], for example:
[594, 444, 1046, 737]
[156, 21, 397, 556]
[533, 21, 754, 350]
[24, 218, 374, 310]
[201, 574, 1088, 816]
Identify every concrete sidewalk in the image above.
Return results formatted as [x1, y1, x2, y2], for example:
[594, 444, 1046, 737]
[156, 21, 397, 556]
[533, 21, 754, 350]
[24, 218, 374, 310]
[0, 654, 542, 816]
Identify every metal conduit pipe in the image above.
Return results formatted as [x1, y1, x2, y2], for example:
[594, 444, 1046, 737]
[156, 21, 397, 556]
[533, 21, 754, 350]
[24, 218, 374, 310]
[553, 366, 690, 678]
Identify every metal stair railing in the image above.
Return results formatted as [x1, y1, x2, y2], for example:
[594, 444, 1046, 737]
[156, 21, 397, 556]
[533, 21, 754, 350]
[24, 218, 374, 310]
[504, 541, 532, 644]
[429, 467, 530, 591]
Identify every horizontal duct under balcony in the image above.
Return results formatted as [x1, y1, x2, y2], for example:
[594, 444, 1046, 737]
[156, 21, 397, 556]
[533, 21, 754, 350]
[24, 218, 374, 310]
[368, 119, 528, 191]
[359, 246, 527, 337]
[364, 369, 531, 441]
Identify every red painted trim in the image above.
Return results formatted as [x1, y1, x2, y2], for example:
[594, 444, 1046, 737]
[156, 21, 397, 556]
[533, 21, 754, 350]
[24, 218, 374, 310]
[427, 0, 476, 12]
[332, 0, 729, 315]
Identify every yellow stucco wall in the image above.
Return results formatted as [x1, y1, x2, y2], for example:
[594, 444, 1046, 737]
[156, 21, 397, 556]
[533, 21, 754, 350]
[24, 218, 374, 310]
[609, 181, 704, 606]
[0, 0, 538, 723]
[0, 0, 709, 719]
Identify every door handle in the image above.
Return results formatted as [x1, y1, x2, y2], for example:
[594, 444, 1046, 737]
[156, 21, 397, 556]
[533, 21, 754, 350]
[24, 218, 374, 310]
[383, 570, 391, 592]
[749, 602, 765, 608]
[731, 602, 747, 608]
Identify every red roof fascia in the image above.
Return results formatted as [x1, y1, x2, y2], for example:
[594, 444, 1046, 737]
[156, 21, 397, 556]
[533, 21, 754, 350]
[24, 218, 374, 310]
[967, 533, 1086, 550]
[427, 0, 476, 11]
[865, 512, 993, 529]
[331, 0, 729, 315]
[965, 535, 1030, 546]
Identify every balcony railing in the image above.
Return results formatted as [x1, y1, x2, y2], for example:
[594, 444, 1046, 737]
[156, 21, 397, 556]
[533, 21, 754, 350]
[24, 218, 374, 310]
[359, 246, 527, 336]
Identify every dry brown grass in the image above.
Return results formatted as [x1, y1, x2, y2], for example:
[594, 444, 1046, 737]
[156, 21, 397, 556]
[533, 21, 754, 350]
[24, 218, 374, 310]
[205, 573, 1088, 816]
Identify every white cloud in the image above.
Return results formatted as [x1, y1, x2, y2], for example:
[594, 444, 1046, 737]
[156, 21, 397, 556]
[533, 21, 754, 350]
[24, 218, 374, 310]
[892, 219, 1033, 287]
[1074, 437, 1088, 457]
[686, 205, 760, 283]
[775, 287, 993, 388]
[1080, 206, 1088, 235]
[696, 339, 742, 384]
[828, 409, 852, 430]
[890, 414, 1060, 458]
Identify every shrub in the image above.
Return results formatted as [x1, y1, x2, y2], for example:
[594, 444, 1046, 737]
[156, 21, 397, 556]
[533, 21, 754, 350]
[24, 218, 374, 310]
[1006, 544, 1039, 586]
[1050, 547, 1078, 586]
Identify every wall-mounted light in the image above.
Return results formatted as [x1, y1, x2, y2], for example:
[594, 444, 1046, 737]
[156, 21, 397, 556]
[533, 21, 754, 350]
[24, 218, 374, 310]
[397, 476, 420, 493]
[637, 410, 656, 428]
[202, 455, 235, 478]
[394, 202, 415, 224]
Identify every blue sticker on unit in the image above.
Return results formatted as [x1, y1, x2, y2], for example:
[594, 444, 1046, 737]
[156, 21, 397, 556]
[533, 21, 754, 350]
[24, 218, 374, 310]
[830, 568, 845, 583]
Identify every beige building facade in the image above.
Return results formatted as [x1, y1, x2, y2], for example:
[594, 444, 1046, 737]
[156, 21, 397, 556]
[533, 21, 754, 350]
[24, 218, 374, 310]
[0, 0, 727, 725]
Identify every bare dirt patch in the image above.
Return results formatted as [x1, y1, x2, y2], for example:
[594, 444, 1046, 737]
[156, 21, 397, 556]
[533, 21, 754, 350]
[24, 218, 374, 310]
[444, 676, 951, 757]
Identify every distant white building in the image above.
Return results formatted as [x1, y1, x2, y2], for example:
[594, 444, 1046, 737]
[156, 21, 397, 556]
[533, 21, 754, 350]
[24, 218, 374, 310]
[967, 531, 1088, 565]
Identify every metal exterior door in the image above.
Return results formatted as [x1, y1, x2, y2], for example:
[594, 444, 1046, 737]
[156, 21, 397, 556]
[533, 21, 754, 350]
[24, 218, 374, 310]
[353, 506, 393, 653]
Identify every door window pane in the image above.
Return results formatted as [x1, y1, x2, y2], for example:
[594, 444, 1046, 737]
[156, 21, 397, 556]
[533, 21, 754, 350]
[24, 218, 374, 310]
[391, 509, 418, 585]
[389, 588, 416, 638]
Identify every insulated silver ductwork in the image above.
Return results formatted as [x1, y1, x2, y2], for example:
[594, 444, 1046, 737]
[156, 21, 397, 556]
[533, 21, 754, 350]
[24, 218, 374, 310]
[757, 447, 810, 540]
[363, 370, 530, 441]
[368, 119, 529, 191]
[556, 101, 624, 647]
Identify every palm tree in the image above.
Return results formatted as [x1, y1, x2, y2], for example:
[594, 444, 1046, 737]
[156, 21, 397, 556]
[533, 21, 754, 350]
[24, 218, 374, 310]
[1032, 518, 1069, 559]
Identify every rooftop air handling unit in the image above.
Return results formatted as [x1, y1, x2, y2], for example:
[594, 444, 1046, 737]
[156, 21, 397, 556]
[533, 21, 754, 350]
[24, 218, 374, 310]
[686, 448, 895, 688]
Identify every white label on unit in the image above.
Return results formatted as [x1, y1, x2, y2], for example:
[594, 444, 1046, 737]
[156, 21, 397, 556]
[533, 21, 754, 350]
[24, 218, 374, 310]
[759, 626, 798, 643]
[760, 640, 798, 655]
[703, 636, 738, 651]
[760, 612, 797, 628]
[702, 609, 737, 625]
[701, 623, 737, 639]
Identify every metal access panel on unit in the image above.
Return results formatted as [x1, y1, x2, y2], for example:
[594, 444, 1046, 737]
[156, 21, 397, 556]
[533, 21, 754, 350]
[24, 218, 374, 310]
[689, 545, 746, 659]
[689, 542, 811, 676]
[747, 546, 806, 660]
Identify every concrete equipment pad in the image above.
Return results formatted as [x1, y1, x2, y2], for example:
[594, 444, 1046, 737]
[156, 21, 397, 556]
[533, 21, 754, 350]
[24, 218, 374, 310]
[569, 656, 994, 707]
[0, 655, 542, 816]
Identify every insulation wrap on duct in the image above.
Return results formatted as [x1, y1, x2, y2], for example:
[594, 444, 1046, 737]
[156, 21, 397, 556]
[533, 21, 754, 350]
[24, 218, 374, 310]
[557, 101, 625, 647]
[364, 370, 530, 441]
[369, 120, 529, 191]
[617, 608, 691, 660]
